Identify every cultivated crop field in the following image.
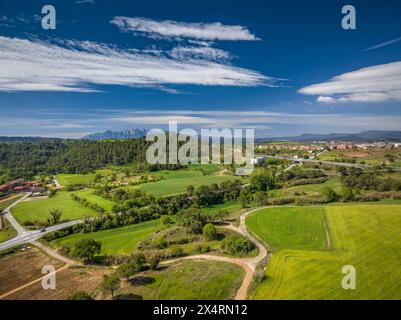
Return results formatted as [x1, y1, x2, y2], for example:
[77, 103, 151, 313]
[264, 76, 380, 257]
[247, 205, 401, 299]
[11, 191, 98, 225]
[246, 207, 328, 251]
[117, 260, 245, 300]
[51, 219, 162, 256]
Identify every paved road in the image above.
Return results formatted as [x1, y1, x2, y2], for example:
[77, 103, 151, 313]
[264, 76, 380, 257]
[0, 193, 83, 252]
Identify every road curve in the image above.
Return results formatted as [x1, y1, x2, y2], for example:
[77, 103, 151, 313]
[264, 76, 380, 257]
[161, 207, 269, 300]
[0, 193, 83, 252]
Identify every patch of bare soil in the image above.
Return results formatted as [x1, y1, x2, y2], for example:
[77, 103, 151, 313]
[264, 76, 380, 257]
[0, 247, 64, 295]
[344, 152, 370, 158]
[5, 265, 111, 300]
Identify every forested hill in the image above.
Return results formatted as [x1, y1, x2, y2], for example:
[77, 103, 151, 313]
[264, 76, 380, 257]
[0, 139, 151, 182]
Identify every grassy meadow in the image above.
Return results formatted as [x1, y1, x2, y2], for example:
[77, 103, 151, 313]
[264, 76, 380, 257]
[57, 173, 96, 186]
[11, 191, 99, 225]
[247, 205, 401, 299]
[51, 219, 162, 256]
[117, 260, 244, 300]
[0, 221, 17, 243]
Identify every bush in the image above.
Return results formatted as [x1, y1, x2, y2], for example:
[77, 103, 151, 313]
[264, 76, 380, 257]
[200, 245, 211, 253]
[221, 235, 255, 256]
[203, 223, 217, 241]
[71, 238, 101, 262]
[160, 215, 172, 225]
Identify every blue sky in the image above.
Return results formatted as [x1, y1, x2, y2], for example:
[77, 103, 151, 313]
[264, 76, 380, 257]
[0, 0, 400, 138]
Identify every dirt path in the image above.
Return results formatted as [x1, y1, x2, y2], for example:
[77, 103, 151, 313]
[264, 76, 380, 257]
[0, 194, 21, 204]
[161, 207, 269, 300]
[0, 264, 69, 300]
[32, 241, 78, 265]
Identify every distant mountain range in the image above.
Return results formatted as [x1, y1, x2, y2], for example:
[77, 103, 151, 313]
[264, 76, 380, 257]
[1, 130, 401, 143]
[261, 130, 401, 142]
[82, 129, 147, 141]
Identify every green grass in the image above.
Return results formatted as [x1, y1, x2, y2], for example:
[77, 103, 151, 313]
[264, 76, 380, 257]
[118, 260, 245, 300]
[248, 205, 401, 299]
[0, 221, 17, 243]
[73, 188, 116, 212]
[246, 207, 328, 251]
[201, 200, 241, 215]
[123, 168, 242, 197]
[52, 219, 162, 256]
[0, 195, 23, 211]
[11, 191, 98, 225]
[57, 173, 96, 186]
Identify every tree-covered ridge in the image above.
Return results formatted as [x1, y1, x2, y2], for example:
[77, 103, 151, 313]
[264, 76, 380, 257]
[0, 139, 150, 182]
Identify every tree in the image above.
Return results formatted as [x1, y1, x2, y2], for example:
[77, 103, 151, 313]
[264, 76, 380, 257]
[203, 223, 217, 241]
[249, 168, 275, 191]
[341, 187, 354, 201]
[322, 187, 338, 202]
[117, 254, 145, 281]
[254, 191, 268, 206]
[67, 291, 93, 300]
[145, 251, 161, 270]
[48, 208, 62, 225]
[186, 185, 195, 196]
[221, 235, 255, 256]
[101, 274, 121, 299]
[239, 188, 251, 208]
[176, 208, 209, 234]
[72, 238, 101, 262]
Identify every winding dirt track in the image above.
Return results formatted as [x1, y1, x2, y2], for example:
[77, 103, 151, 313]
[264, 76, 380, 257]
[161, 207, 269, 300]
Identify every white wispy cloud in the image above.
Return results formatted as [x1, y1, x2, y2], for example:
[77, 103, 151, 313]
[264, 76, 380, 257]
[363, 36, 401, 51]
[110, 17, 259, 41]
[0, 36, 277, 92]
[169, 46, 231, 61]
[299, 61, 401, 103]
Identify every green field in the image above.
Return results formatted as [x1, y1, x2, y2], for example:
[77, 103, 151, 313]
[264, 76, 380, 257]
[57, 173, 96, 186]
[0, 195, 23, 210]
[0, 221, 17, 243]
[73, 188, 116, 212]
[118, 260, 244, 300]
[11, 191, 98, 225]
[248, 205, 401, 299]
[52, 219, 162, 255]
[123, 167, 242, 197]
[246, 207, 328, 251]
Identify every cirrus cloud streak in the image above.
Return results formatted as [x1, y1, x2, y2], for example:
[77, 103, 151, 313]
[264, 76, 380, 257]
[0, 36, 276, 92]
[299, 61, 401, 103]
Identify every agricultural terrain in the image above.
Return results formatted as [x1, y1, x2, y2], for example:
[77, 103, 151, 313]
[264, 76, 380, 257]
[247, 205, 401, 299]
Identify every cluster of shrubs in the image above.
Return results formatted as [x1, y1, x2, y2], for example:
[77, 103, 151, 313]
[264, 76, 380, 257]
[283, 177, 328, 187]
[281, 169, 327, 181]
[342, 172, 401, 192]
[70, 194, 107, 214]
[221, 235, 255, 256]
